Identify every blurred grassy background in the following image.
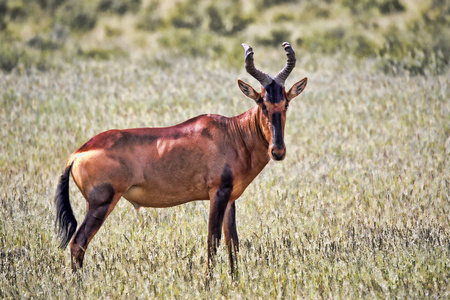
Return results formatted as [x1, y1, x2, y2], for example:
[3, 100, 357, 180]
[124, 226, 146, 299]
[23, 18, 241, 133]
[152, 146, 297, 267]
[0, 0, 449, 298]
[0, 0, 448, 74]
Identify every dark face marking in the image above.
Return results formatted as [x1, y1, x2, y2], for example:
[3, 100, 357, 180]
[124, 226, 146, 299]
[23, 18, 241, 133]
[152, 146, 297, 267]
[264, 81, 284, 104]
[268, 110, 287, 161]
[271, 112, 284, 149]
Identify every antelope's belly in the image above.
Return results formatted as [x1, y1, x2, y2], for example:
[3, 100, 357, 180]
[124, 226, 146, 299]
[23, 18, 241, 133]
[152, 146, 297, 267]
[122, 173, 209, 208]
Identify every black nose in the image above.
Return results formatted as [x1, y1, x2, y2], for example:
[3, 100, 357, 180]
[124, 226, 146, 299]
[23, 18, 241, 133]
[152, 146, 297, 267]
[271, 148, 285, 161]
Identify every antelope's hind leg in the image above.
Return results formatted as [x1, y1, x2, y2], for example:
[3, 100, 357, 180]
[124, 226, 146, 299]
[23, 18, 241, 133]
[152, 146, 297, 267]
[70, 183, 122, 271]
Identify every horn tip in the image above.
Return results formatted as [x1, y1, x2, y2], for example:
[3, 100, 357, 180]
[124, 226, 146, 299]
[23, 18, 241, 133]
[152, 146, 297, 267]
[282, 42, 293, 50]
[281, 42, 295, 56]
[242, 43, 254, 58]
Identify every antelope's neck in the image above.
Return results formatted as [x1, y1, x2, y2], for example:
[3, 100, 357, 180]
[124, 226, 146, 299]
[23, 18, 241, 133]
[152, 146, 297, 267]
[231, 106, 270, 165]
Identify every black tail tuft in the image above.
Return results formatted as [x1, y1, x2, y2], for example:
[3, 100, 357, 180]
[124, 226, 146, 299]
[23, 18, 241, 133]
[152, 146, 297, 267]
[54, 164, 77, 249]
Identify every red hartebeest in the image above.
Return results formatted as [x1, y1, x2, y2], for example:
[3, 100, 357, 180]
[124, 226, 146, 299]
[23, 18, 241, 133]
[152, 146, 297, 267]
[55, 42, 307, 277]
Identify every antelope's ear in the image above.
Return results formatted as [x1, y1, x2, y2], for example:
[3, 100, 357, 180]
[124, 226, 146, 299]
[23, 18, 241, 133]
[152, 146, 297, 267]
[238, 79, 260, 102]
[286, 77, 307, 101]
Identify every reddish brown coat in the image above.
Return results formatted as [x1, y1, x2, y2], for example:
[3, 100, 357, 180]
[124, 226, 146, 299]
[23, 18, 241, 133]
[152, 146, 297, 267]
[54, 42, 307, 279]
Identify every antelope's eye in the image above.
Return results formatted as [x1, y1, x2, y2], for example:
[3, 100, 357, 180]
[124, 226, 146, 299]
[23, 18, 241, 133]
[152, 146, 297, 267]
[261, 104, 268, 113]
[284, 103, 289, 110]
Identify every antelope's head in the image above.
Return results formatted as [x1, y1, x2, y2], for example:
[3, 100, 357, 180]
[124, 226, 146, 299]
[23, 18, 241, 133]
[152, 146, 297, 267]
[238, 42, 307, 161]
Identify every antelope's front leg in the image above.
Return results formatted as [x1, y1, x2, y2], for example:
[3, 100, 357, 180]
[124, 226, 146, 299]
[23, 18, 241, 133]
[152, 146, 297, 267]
[207, 190, 230, 270]
[223, 201, 239, 279]
[207, 169, 233, 275]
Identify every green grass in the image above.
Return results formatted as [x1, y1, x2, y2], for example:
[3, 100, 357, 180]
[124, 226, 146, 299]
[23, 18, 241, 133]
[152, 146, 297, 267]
[0, 0, 448, 74]
[0, 55, 449, 298]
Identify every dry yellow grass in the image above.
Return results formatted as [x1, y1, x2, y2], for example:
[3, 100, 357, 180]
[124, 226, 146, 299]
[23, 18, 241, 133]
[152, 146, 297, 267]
[0, 56, 448, 298]
[0, 0, 449, 297]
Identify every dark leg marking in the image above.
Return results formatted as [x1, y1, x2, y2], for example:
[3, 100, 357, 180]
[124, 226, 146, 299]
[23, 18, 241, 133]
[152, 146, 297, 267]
[70, 183, 115, 271]
[223, 201, 239, 279]
[207, 165, 234, 270]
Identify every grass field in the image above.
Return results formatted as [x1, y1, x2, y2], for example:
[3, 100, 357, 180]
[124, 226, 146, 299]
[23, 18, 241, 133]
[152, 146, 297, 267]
[1, 0, 449, 298]
[1, 56, 448, 298]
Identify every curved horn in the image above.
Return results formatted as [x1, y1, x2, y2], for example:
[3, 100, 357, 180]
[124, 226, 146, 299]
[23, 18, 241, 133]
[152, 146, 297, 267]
[242, 43, 272, 87]
[273, 42, 296, 86]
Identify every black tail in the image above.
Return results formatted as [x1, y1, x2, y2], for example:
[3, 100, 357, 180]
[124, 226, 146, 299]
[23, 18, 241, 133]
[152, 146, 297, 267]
[55, 164, 77, 249]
